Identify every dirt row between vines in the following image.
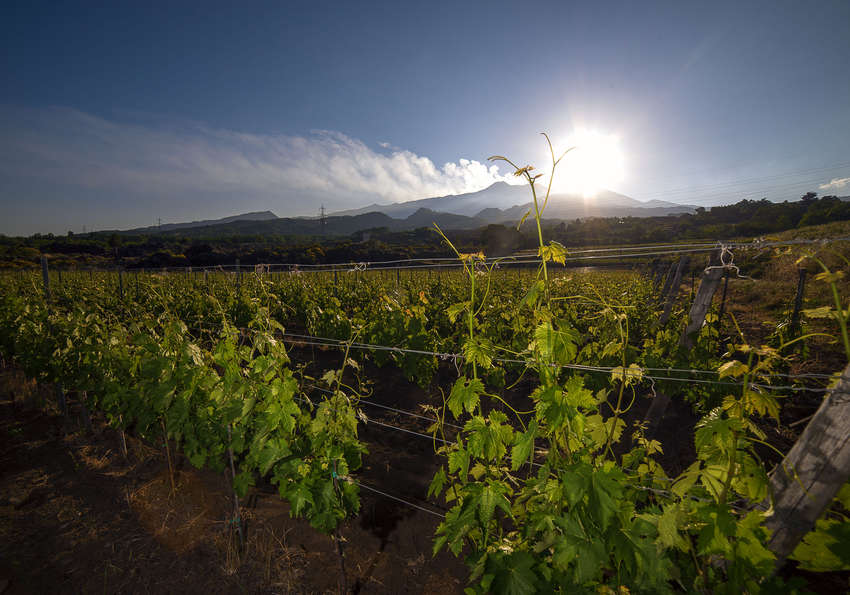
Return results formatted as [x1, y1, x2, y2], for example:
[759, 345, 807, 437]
[0, 364, 467, 594]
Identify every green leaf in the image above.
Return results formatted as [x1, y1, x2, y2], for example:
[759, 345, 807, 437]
[516, 208, 532, 230]
[538, 241, 567, 265]
[465, 412, 514, 462]
[447, 301, 469, 324]
[792, 518, 850, 571]
[448, 449, 470, 481]
[520, 280, 544, 309]
[560, 466, 590, 507]
[288, 482, 315, 517]
[478, 482, 503, 526]
[232, 470, 255, 499]
[428, 467, 447, 499]
[462, 337, 495, 370]
[802, 306, 833, 319]
[814, 270, 844, 284]
[718, 360, 748, 378]
[511, 421, 537, 471]
[588, 471, 620, 531]
[673, 461, 701, 498]
[533, 320, 578, 364]
[486, 551, 540, 595]
[575, 540, 606, 583]
[447, 376, 485, 418]
[656, 503, 689, 551]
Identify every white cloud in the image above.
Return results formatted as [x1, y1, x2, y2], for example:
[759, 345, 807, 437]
[819, 177, 850, 192]
[0, 107, 516, 223]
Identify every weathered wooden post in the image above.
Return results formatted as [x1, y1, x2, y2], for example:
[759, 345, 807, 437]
[765, 363, 850, 567]
[716, 270, 730, 329]
[680, 257, 725, 349]
[658, 256, 689, 326]
[652, 265, 665, 288]
[658, 261, 677, 303]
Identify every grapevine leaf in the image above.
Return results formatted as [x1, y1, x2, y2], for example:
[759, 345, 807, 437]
[428, 467, 447, 499]
[447, 376, 485, 418]
[673, 461, 701, 498]
[516, 208, 532, 231]
[447, 302, 469, 324]
[511, 421, 537, 471]
[575, 540, 606, 583]
[560, 466, 590, 507]
[656, 503, 689, 551]
[486, 551, 540, 595]
[520, 280, 544, 309]
[448, 449, 470, 481]
[718, 360, 748, 378]
[233, 471, 255, 499]
[462, 337, 495, 370]
[288, 482, 315, 517]
[802, 306, 833, 319]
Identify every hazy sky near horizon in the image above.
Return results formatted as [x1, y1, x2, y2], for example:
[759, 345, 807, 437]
[2, 0, 850, 235]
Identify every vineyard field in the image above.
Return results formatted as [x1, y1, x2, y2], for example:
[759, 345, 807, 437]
[1, 236, 850, 593]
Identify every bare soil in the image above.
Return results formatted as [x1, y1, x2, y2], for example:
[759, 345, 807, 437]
[0, 367, 467, 594]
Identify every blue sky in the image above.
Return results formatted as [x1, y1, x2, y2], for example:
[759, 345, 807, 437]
[2, 0, 849, 235]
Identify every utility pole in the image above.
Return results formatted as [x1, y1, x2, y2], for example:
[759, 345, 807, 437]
[319, 205, 327, 234]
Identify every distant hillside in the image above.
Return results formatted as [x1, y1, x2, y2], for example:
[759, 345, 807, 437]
[144, 208, 486, 238]
[108, 184, 696, 239]
[121, 211, 278, 234]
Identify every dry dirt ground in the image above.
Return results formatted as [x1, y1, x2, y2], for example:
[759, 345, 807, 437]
[0, 367, 467, 594]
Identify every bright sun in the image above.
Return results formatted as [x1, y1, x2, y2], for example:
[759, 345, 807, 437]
[549, 129, 625, 198]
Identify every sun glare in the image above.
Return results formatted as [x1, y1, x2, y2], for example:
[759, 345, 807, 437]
[550, 129, 625, 198]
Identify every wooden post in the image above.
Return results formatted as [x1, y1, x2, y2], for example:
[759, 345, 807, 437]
[79, 391, 93, 434]
[716, 270, 730, 326]
[658, 261, 677, 303]
[658, 256, 689, 326]
[118, 268, 124, 299]
[331, 460, 347, 594]
[765, 363, 850, 567]
[54, 384, 67, 419]
[680, 261, 725, 349]
[226, 425, 244, 549]
[41, 255, 50, 302]
[652, 263, 664, 288]
[235, 259, 241, 293]
[641, 392, 671, 441]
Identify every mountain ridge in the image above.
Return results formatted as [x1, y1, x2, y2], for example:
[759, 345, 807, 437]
[112, 183, 696, 237]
